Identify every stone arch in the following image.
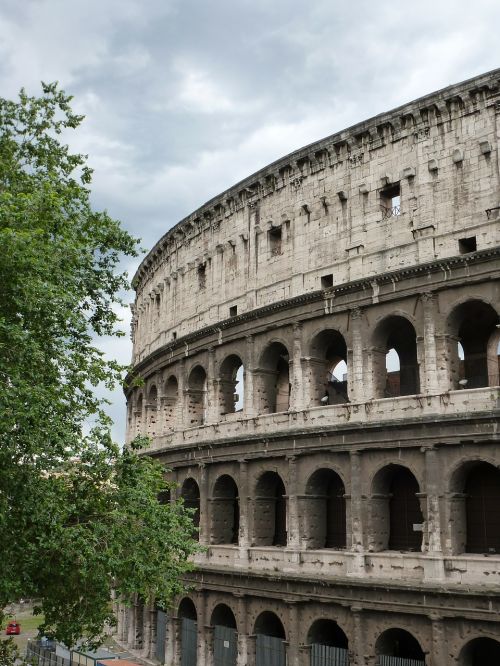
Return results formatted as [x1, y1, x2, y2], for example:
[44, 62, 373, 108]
[181, 478, 200, 540]
[448, 460, 500, 554]
[254, 610, 286, 666]
[308, 329, 349, 406]
[161, 374, 179, 431]
[210, 474, 240, 545]
[187, 365, 207, 426]
[146, 384, 158, 437]
[307, 618, 349, 663]
[458, 636, 500, 666]
[375, 628, 425, 663]
[370, 464, 424, 552]
[210, 603, 238, 666]
[256, 341, 290, 414]
[219, 354, 245, 415]
[178, 597, 198, 666]
[371, 314, 420, 398]
[303, 468, 346, 549]
[253, 471, 287, 547]
[446, 299, 499, 389]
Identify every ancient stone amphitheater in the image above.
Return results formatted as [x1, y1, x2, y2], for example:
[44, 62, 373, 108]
[117, 69, 500, 666]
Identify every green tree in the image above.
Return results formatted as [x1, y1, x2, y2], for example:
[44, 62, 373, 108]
[0, 83, 199, 652]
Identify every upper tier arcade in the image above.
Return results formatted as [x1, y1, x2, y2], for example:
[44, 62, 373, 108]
[131, 68, 500, 365]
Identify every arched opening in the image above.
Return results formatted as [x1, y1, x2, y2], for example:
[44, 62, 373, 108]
[375, 628, 425, 665]
[371, 465, 424, 552]
[253, 472, 287, 547]
[135, 393, 143, 436]
[258, 342, 290, 414]
[448, 300, 499, 389]
[372, 316, 420, 398]
[309, 330, 349, 406]
[210, 475, 240, 545]
[187, 365, 207, 426]
[459, 637, 500, 666]
[254, 611, 286, 666]
[178, 598, 197, 666]
[181, 478, 200, 540]
[307, 619, 348, 666]
[162, 374, 178, 431]
[304, 469, 346, 549]
[211, 604, 237, 666]
[219, 355, 245, 415]
[146, 385, 158, 437]
[464, 463, 500, 554]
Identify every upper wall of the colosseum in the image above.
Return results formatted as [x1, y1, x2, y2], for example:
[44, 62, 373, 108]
[131, 69, 500, 363]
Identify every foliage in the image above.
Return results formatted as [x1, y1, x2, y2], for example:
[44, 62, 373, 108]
[0, 83, 199, 651]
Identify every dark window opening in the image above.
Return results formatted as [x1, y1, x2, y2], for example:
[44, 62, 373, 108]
[459, 236, 477, 254]
[268, 227, 283, 256]
[198, 263, 206, 289]
[321, 274, 333, 289]
[465, 463, 500, 554]
[388, 468, 423, 551]
[380, 183, 401, 219]
[376, 628, 425, 663]
[254, 472, 287, 547]
[229, 305, 237, 317]
[172, 331, 177, 340]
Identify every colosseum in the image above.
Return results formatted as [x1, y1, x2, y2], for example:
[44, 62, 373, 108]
[117, 68, 500, 666]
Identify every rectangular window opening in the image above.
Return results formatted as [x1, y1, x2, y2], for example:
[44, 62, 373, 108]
[197, 263, 206, 289]
[459, 236, 477, 254]
[172, 331, 177, 341]
[380, 183, 401, 219]
[321, 274, 333, 289]
[229, 305, 237, 317]
[268, 227, 283, 256]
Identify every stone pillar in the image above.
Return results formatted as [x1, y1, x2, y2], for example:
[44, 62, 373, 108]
[141, 605, 153, 658]
[429, 614, 448, 666]
[423, 446, 443, 554]
[236, 596, 249, 666]
[238, 459, 250, 554]
[287, 456, 300, 549]
[421, 292, 439, 394]
[289, 322, 304, 411]
[204, 624, 214, 666]
[244, 335, 256, 417]
[207, 347, 218, 424]
[199, 463, 209, 545]
[169, 616, 181, 666]
[349, 307, 365, 403]
[197, 594, 207, 666]
[127, 599, 137, 648]
[351, 606, 367, 666]
[246, 635, 257, 666]
[349, 451, 364, 554]
[148, 608, 157, 661]
[287, 602, 300, 666]
[177, 358, 186, 429]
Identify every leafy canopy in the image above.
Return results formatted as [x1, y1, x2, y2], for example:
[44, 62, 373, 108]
[0, 83, 199, 651]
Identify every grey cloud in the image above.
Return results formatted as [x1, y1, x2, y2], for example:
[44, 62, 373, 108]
[2, 0, 499, 443]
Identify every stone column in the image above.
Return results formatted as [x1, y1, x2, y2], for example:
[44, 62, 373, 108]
[287, 456, 300, 549]
[196, 593, 207, 666]
[177, 358, 186, 429]
[429, 614, 448, 666]
[207, 347, 218, 424]
[169, 616, 181, 666]
[204, 625, 215, 666]
[289, 322, 304, 411]
[287, 602, 300, 666]
[349, 307, 365, 403]
[244, 335, 256, 417]
[351, 606, 367, 666]
[238, 459, 250, 555]
[141, 605, 153, 658]
[199, 464, 209, 545]
[423, 446, 443, 554]
[148, 608, 157, 661]
[127, 598, 137, 648]
[349, 451, 364, 553]
[421, 292, 439, 394]
[236, 595, 249, 666]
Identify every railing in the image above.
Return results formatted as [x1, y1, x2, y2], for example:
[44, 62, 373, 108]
[378, 657, 425, 666]
[26, 641, 70, 666]
[381, 204, 401, 219]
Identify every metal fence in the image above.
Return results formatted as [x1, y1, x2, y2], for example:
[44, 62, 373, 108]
[26, 641, 71, 666]
[378, 656, 425, 666]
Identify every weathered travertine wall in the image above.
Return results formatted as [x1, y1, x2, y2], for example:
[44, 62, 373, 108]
[119, 70, 500, 666]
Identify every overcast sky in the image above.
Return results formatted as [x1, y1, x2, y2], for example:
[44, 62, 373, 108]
[2, 0, 499, 442]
